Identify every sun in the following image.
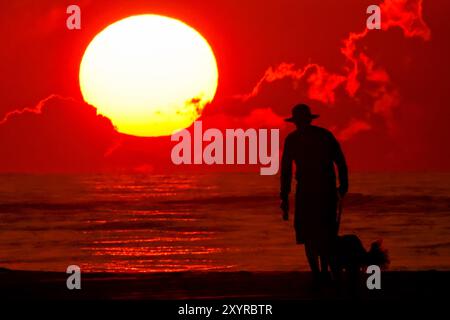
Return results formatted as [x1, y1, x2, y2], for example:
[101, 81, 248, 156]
[79, 14, 218, 137]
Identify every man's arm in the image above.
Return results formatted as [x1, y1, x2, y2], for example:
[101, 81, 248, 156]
[280, 137, 293, 219]
[331, 134, 348, 196]
[280, 137, 293, 200]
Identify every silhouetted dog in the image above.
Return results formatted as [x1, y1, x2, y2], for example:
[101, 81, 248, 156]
[331, 234, 389, 292]
[335, 234, 389, 272]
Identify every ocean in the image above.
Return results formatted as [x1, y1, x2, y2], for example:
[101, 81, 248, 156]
[0, 172, 449, 272]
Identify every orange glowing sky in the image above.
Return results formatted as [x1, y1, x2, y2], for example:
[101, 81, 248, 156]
[0, 0, 449, 172]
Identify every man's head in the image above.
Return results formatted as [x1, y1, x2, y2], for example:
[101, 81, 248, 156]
[284, 104, 319, 128]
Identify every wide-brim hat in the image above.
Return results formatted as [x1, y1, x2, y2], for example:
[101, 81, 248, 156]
[284, 104, 319, 122]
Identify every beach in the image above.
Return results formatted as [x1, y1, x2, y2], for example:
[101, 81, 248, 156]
[0, 268, 448, 300]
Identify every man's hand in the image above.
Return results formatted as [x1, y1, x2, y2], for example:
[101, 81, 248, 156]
[280, 199, 289, 221]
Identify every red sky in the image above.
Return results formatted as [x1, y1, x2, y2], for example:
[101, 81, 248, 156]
[0, 0, 449, 173]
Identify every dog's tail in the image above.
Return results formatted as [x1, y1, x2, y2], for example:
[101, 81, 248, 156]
[366, 240, 390, 269]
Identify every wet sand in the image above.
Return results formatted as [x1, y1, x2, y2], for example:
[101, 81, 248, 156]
[0, 268, 448, 300]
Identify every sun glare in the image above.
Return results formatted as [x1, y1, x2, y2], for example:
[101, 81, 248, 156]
[79, 15, 218, 137]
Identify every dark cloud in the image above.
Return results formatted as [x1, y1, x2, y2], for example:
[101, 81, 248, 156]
[0, 95, 119, 172]
[232, 0, 431, 140]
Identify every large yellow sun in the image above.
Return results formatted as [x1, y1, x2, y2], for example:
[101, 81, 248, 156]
[79, 14, 218, 137]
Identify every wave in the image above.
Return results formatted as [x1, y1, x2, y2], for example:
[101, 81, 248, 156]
[0, 193, 449, 214]
[343, 193, 450, 213]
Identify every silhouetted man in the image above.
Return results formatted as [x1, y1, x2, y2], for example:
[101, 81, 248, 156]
[280, 104, 348, 284]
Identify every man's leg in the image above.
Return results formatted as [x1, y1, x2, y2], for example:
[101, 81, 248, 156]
[305, 243, 322, 291]
[327, 239, 342, 291]
[305, 242, 320, 286]
[320, 256, 328, 273]
[319, 256, 333, 284]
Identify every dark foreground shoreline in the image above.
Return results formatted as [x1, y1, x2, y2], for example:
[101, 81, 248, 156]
[0, 268, 449, 300]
